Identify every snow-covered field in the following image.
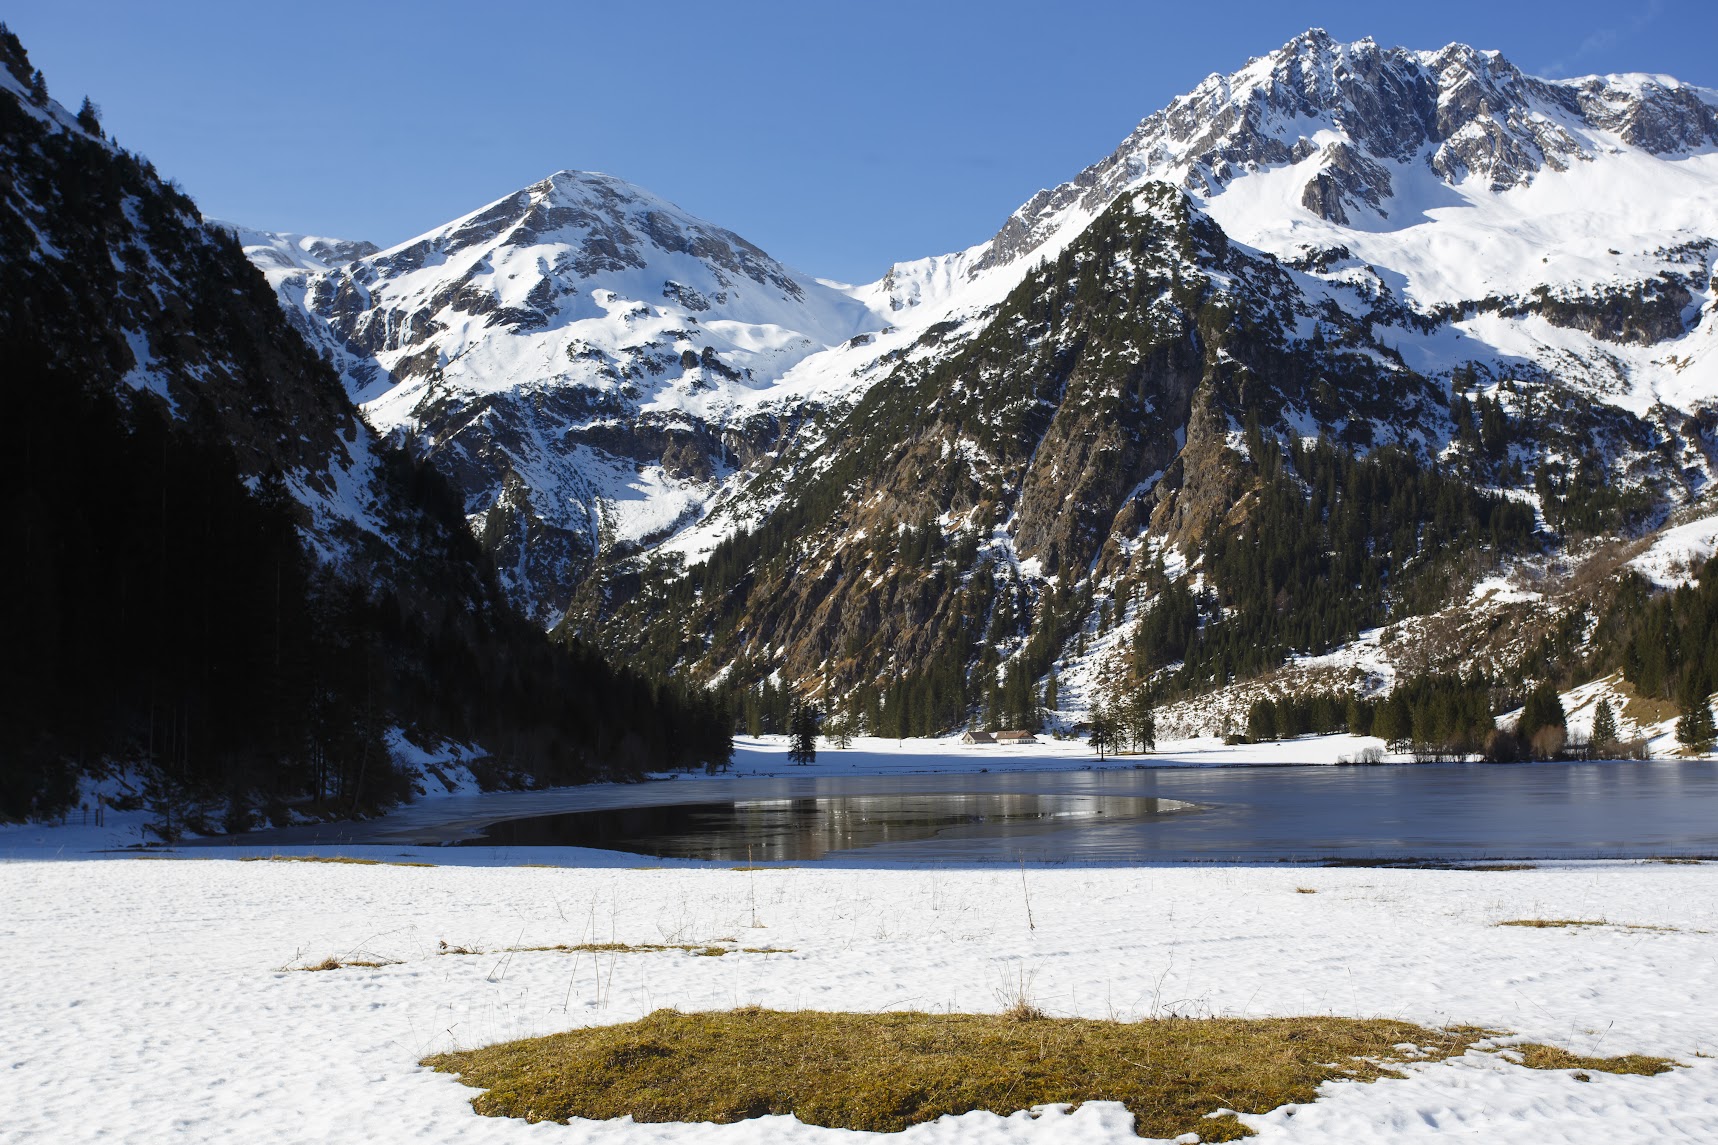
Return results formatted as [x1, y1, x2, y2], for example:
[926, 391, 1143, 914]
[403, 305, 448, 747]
[6, 741, 1718, 1142]
[2, 853, 1715, 1144]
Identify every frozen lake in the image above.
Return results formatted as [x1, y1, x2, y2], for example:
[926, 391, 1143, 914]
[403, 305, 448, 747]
[206, 758, 1718, 864]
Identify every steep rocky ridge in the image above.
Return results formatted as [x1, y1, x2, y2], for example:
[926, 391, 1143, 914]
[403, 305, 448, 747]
[965, 29, 1718, 275]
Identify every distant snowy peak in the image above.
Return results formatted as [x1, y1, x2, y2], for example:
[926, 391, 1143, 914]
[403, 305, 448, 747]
[303, 168, 881, 414]
[216, 223, 378, 290]
[401, 170, 806, 297]
[957, 28, 1718, 278]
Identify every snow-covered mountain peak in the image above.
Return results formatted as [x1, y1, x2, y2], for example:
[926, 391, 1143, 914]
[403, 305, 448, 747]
[242, 32, 1718, 630]
[303, 167, 883, 415]
[958, 29, 1718, 285]
[376, 169, 810, 303]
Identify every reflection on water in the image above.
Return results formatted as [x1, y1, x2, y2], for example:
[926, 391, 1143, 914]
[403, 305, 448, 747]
[213, 759, 1718, 863]
[462, 793, 1188, 861]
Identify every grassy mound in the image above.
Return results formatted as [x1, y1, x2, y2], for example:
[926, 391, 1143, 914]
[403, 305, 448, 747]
[426, 1009, 1499, 1140]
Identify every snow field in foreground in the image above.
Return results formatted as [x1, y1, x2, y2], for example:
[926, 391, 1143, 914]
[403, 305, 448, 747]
[2, 859, 1716, 1144]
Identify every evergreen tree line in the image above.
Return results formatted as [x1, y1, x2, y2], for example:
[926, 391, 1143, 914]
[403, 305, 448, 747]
[1604, 558, 1718, 713]
[1588, 556, 1718, 753]
[1133, 435, 1538, 693]
[0, 344, 731, 823]
[1241, 677, 1533, 760]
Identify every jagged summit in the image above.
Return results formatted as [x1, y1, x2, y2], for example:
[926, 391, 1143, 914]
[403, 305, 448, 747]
[960, 28, 1718, 277]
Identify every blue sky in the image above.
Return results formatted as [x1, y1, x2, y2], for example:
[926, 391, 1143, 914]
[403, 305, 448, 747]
[8, 1, 1716, 283]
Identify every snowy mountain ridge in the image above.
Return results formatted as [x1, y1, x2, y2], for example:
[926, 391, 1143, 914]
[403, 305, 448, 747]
[939, 29, 1718, 287]
[255, 170, 912, 620]
[247, 29, 1718, 636]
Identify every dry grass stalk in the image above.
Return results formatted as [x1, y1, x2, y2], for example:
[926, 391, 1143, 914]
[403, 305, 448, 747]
[239, 855, 434, 867]
[510, 942, 790, 957]
[295, 955, 395, 971]
[1496, 919, 1674, 931]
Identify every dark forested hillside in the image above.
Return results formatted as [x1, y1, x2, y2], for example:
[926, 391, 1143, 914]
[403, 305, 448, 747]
[0, 30, 727, 823]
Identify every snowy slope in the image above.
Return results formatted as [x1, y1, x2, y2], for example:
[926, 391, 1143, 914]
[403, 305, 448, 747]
[216, 223, 378, 291]
[311, 171, 883, 414]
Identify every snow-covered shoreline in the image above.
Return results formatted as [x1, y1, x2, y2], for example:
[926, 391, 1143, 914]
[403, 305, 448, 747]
[0, 733, 1383, 858]
[6, 732, 1713, 862]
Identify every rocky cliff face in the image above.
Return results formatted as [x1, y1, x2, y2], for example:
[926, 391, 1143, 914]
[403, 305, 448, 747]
[591, 184, 1687, 708]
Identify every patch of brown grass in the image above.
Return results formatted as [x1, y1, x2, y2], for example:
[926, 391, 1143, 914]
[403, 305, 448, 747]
[1505, 1044, 1679, 1077]
[424, 1010, 1498, 1140]
[1293, 887, 1318, 894]
[1613, 677, 1679, 729]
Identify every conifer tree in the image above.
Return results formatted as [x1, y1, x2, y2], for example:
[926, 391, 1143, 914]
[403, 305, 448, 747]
[1591, 699, 1618, 752]
[1676, 676, 1715, 755]
[1088, 704, 1114, 761]
[1518, 682, 1567, 749]
[1371, 694, 1411, 748]
[1345, 696, 1372, 736]
[788, 700, 819, 765]
[1247, 698, 1278, 743]
[1124, 692, 1156, 752]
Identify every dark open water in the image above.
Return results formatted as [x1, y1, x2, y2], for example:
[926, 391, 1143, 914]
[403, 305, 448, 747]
[450, 760, 1718, 864]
